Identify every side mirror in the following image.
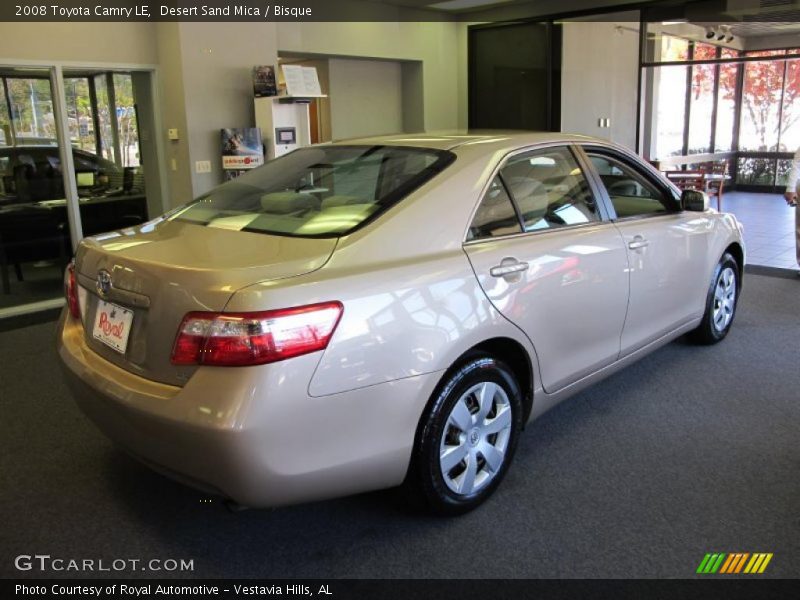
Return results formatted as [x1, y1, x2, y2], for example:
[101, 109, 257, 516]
[681, 189, 709, 212]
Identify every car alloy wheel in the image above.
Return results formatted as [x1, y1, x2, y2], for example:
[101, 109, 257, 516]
[691, 251, 740, 344]
[439, 381, 512, 495]
[712, 266, 736, 333]
[403, 354, 523, 515]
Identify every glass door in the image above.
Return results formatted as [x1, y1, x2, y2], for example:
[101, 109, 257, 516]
[66, 70, 149, 240]
[0, 68, 76, 309]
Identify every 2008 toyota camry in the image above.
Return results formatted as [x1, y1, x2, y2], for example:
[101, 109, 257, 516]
[58, 132, 744, 515]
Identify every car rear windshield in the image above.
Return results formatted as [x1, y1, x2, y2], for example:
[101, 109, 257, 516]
[170, 145, 455, 237]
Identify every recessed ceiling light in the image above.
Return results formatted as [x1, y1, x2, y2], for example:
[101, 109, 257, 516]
[428, 0, 514, 11]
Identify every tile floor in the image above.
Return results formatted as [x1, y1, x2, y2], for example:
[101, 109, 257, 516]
[720, 191, 798, 270]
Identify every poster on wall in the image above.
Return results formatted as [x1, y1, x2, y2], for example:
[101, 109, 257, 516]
[221, 128, 264, 180]
[252, 65, 278, 97]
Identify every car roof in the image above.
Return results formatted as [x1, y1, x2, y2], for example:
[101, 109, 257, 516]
[330, 131, 606, 153]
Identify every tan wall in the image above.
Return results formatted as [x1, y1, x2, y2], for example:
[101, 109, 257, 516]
[328, 58, 403, 139]
[278, 22, 463, 132]
[561, 18, 640, 150]
[0, 22, 158, 65]
[174, 22, 279, 196]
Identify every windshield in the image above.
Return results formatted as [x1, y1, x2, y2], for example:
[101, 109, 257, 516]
[170, 145, 455, 238]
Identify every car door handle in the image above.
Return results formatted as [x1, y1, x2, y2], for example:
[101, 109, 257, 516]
[490, 260, 529, 278]
[628, 236, 649, 250]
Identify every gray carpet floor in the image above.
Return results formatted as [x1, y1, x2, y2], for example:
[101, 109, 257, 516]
[1, 273, 798, 579]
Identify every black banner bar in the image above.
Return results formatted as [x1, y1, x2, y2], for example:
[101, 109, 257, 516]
[4, 579, 800, 600]
[2, 0, 799, 23]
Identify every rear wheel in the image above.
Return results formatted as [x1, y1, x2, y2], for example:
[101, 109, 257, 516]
[403, 354, 523, 516]
[691, 252, 739, 344]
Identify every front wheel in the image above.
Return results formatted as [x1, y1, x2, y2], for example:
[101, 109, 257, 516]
[691, 252, 740, 344]
[403, 355, 523, 516]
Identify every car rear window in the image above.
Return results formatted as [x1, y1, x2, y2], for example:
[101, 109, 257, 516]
[170, 145, 455, 237]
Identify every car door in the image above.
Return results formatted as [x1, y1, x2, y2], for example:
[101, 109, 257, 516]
[463, 145, 629, 393]
[579, 146, 714, 355]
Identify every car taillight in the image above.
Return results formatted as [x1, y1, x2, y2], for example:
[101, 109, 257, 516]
[64, 261, 81, 319]
[171, 302, 343, 367]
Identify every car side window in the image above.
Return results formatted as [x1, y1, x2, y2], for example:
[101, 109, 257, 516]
[500, 146, 599, 232]
[467, 175, 522, 241]
[587, 153, 676, 218]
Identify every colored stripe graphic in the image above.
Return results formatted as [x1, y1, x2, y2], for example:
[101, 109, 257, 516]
[758, 553, 773, 573]
[700, 553, 773, 574]
[719, 553, 737, 573]
[732, 553, 749, 573]
[710, 553, 726, 573]
[696, 554, 713, 574]
[699, 553, 727, 573]
[719, 554, 736, 573]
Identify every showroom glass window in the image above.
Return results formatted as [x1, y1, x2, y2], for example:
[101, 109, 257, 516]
[499, 146, 598, 231]
[5, 77, 55, 144]
[687, 43, 717, 154]
[736, 49, 800, 187]
[655, 36, 689, 158]
[0, 78, 10, 147]
[715, 47, 740, 153]
[65, 77, 97, 155]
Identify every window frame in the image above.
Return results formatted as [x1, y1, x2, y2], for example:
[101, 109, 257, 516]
[576, 144, 682, 222]
[463, 142, 612, 245]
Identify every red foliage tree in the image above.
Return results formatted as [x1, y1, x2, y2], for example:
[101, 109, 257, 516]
[693, 49, 799, 152]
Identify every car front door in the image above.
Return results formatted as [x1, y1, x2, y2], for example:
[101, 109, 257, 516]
[580, 146, 714, 355]
[463, 145, 629, 393]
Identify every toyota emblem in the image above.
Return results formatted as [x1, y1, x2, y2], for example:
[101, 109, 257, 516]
[96, 269, 113, 299]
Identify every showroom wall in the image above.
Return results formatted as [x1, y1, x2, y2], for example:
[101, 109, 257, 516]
[0, 22, 158, 64]
[278, 22, 463, 134]
[561, 16, 640, 150]
[157, 20, 465, 199]
[156, 22, 280, 200]
[1, 18, 465, 203]
[328, 58, 403, 139]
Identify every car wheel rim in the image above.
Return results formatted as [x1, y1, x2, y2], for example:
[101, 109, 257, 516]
[439, 381, 512, 496]
[712, 266, 736, 333]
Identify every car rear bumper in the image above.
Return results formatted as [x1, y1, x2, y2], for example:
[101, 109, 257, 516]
[57, 312, 441, 507]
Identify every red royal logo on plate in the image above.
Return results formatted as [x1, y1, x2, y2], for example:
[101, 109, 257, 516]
[98, 311, 125, 339]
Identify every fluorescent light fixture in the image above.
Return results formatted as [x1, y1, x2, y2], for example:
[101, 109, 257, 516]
[661, 20, 688, 25]
[428, 0, 514, 11]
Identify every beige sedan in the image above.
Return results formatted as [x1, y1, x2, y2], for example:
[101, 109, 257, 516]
[58, 133, 744, 515]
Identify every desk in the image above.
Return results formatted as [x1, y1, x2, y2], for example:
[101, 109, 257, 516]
[0, 194, 147, 293]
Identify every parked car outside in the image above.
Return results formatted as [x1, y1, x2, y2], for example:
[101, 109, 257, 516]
[0, 144, 122, 205]
[57, 132, 744, 515]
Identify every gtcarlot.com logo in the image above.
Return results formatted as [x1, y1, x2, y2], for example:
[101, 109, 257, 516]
[696, 552, 773, 574]
[14, 555, 194, 573]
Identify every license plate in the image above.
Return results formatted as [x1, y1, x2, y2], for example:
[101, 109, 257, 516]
[92, 300, 134, 354]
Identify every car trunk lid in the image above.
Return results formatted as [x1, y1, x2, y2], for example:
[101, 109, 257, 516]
[74, 219, 336, 386]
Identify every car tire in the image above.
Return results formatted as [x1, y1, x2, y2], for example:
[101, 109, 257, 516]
[691, 252, 740, 345]
[402, 354, 523, 516]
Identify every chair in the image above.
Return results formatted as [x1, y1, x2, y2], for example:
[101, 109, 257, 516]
[698, 162, 727, 211]
[664, 170, 707, 194]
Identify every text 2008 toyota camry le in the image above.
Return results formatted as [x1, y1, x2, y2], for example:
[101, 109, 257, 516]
[58, 133, 744, 515]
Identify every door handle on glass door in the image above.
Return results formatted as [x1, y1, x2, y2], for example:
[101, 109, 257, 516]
[628, 236, 649, 250]
[490, 259, 529, 278]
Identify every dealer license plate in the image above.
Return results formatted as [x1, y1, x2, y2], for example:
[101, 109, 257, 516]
[92, 300, 134, 354]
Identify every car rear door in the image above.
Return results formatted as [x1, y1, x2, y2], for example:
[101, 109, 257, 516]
[578, 146, 713, 355]
[463, 144, 629, 393]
